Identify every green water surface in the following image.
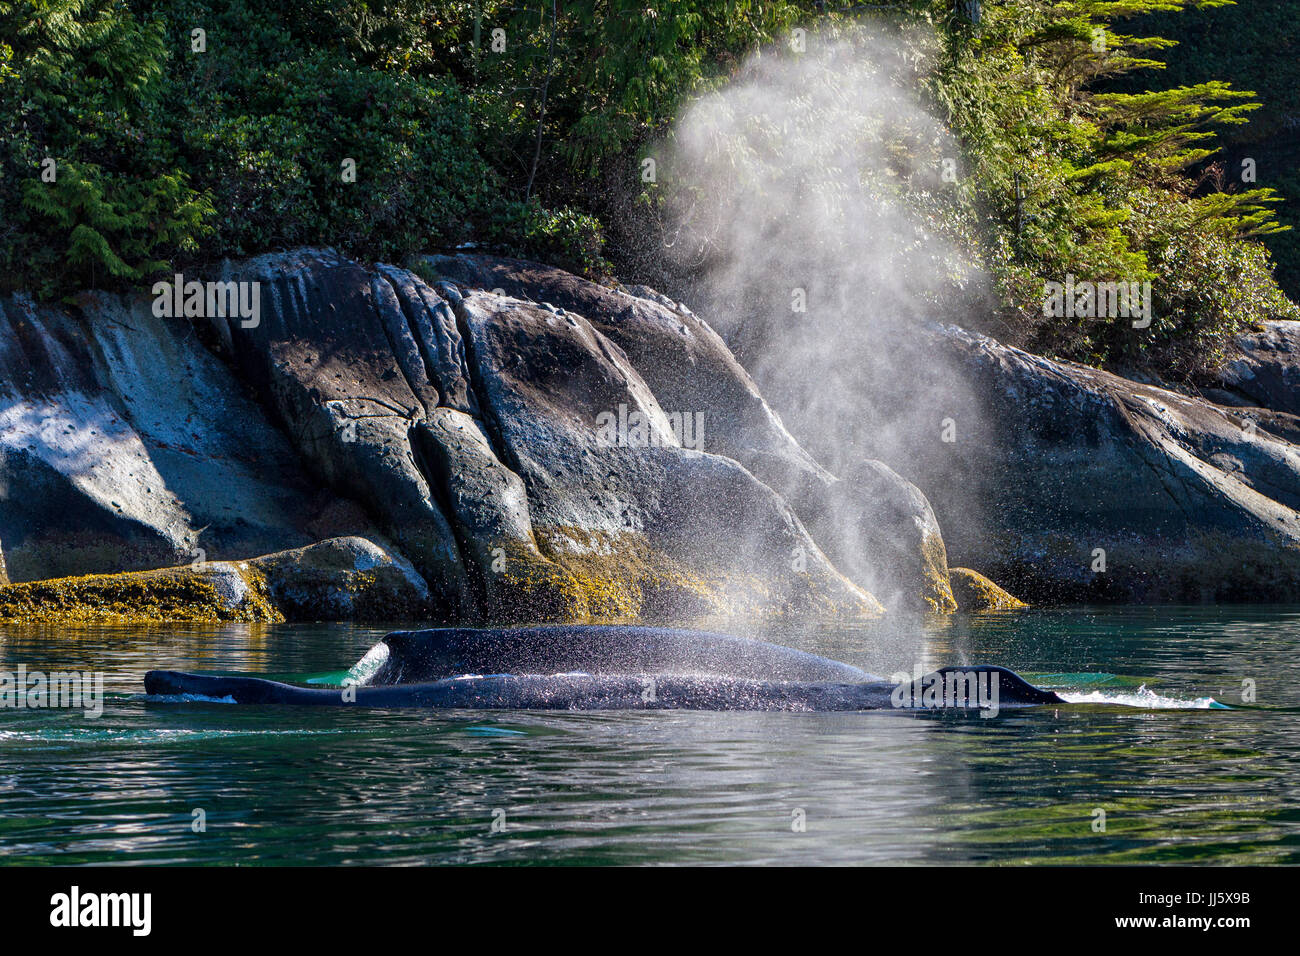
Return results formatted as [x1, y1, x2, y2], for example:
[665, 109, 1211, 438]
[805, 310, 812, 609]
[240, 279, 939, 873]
[1, 607, 1298, 865]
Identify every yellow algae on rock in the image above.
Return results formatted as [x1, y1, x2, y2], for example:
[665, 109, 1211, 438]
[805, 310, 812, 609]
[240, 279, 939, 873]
[948, 568, 1027, 612]
[0, 563, 281, 625]
[921, 533, 958, 613]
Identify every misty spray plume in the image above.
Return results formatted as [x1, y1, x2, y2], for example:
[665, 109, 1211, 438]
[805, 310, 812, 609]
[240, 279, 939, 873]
[652, 22, 991, 489]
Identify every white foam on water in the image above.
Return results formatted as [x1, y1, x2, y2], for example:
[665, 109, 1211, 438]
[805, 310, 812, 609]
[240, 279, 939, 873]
[1057, 683, 1223, 710]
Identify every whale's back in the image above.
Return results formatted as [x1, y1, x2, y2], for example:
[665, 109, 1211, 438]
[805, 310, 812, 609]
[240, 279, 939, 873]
[367, 625, 874, 685]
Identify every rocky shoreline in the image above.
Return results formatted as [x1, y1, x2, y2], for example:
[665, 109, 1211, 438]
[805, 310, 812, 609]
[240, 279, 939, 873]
[3, 249, 1298, 624]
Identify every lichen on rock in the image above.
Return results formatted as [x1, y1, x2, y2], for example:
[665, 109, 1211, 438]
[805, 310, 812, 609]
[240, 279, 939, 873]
[0, 250, 1003, 626]
[948, 568, 1027, 612]
[249, 536, 435, 621]
[0, 562, 281, 625]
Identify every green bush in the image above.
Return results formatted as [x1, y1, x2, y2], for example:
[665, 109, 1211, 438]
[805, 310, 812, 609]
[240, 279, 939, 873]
[1104, 0, 1300, 298]
[482, 201, 608, 276]
[1, 0, 214, 294]
[0, 0, 608, 294]
[21, 161, 212, 286]
[0, 0, 1295, 385]
[917, 0, 1297, 381]
[178, 54, 500, 258]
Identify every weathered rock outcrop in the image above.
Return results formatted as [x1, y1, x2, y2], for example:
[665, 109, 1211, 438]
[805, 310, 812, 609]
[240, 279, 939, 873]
[1213, 320, 1300, 417]
[11, 243, 1298, 614]
[212, 250, 475, 619]
[2, 249, 896, 624]
[419, 253, 955, 612]
[248, 536, 433, 620]
[0, 292, 347, 583]
[858, 324, 1300, 602]
[0, 559, 279, 625]
[14, 246, 1294, 614]
[0, 536, 431, 624]
[948, 568, 1027, 611]
[215, 250, 881, 621]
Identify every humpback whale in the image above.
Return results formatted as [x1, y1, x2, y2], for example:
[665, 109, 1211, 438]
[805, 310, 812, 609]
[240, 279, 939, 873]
[144, 625, 1063, 712]
[370, 625, 873, 684]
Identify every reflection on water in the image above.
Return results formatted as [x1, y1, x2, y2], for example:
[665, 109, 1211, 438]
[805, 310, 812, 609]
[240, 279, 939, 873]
[2, 608, 1299, 865]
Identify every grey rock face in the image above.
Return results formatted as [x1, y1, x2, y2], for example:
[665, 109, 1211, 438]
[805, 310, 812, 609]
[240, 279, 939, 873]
[1215, 320, 1300, 417]
[781, 459, 956, 613]
[8, 245, 1294, 614]
[0, 291, 332, 582]
[0, 534, 432, 624]
[214, 250, 474, 619]
[249, 536, 433, 620]
[419, 253, 953, 612]
[862, 324, 1300, 602]
[208, 250, 882, 622]
[6, 250, 892, 623]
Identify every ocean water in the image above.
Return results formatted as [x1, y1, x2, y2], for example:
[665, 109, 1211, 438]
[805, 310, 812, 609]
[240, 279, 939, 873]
[1, 607, 1298, 865]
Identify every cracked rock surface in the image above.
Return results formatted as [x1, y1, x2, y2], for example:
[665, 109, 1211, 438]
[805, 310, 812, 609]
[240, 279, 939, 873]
[1, 250, 891, 623]
[856, 324, 1300, 602]
[8, 249, 1292, 618]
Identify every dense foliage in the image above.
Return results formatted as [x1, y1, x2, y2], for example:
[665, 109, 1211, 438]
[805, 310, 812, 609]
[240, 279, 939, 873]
[919, 0, 1298, 377]
[0, 0, 610, 293]
[1, 0, 1295, 380]
[1104, 0, 1300, 298]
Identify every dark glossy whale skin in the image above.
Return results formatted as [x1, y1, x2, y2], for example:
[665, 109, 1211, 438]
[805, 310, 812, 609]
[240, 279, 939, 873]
[144, 665, 1063, 711]
[370, 625, 874, 685]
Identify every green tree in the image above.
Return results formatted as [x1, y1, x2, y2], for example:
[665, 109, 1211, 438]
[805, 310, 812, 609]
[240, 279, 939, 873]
[1, 0, 214, 293]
